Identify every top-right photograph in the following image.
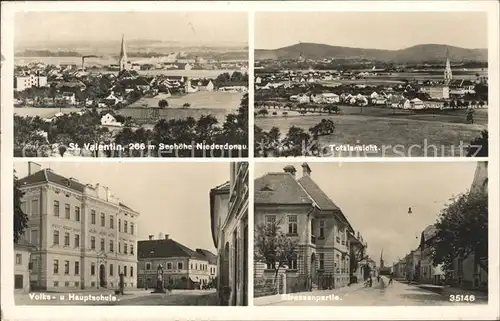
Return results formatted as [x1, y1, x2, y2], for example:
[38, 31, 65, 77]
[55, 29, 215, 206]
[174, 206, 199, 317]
[254, 12, 488, 158]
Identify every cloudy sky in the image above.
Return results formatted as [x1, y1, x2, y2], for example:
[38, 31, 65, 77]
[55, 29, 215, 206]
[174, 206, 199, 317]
[254, 161, 479, 265]
[15, 161, 231, 254]
[256, 12, 487, 50]
[15, 12, 248, 44]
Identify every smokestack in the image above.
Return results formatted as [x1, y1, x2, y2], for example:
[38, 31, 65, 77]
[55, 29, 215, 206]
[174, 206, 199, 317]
[283, 165, 297, 177]
[148, 235, 154, 240]
[301, 163, 311, 177]
[28, 162, 42, 176]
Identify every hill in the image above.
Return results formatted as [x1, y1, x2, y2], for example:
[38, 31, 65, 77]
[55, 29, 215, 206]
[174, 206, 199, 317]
[255, 43, 488, 63]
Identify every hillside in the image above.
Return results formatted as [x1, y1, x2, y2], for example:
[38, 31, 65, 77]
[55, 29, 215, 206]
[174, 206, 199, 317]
[255, 43, 488, 63]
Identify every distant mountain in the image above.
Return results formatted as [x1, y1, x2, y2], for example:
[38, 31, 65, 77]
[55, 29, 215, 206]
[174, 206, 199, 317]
[255, 43, 488, 63]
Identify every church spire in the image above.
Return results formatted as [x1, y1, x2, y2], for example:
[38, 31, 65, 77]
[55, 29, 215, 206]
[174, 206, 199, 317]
[119, 34, 128, 72]
[380, 249, 384, 268]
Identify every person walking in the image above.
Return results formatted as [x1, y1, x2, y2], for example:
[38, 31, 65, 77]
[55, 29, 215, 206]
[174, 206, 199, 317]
[377, 275, 381, 283]
[388, 273, 394, 286]
[369, 275, 373, 287]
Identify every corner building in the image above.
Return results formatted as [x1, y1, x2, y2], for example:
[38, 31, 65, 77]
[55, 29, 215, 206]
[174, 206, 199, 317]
[18, 167, 139, 290]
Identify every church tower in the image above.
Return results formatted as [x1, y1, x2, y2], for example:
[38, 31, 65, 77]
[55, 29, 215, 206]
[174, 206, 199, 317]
[119, 34, 128, 72]
[444, 50, 452, 85]
[380, 249, 384, 268]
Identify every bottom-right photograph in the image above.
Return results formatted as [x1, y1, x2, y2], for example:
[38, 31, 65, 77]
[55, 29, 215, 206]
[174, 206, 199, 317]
[253, 161, 488, 306]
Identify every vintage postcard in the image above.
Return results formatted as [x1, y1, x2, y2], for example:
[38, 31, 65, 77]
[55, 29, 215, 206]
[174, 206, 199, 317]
[254, 12, 489, 158]
[11, 11, 249, 158]
[11, 161, 248, 306]
[254, 161, 489, 306]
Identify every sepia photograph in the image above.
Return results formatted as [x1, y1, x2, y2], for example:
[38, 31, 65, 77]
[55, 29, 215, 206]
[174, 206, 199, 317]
[254, 12, 488, 157]
[12, 161, 248, 305]
[253, 161, 488, 305]
[13, 11, 249, 158]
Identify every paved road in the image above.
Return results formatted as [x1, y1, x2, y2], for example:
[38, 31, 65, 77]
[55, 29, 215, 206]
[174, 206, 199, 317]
[15, 289, 218, 306]
[262, 277, 487, 306]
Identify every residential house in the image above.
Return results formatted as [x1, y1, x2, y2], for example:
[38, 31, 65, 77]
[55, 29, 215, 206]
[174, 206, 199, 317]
[420, 86, 450, 100]
[100, 113, 123, 127]
[348, 231, 368, 283]
[103, 93, 123, 106]
[399, 99, 411, 109]
[59, 92, 76, 105]
[418, 224, 444, 284]
[410, 98, 425, 109]
[195, 79, 215, 92]
[210, 162, 249, 306]
[14, 240, 36, 292]
[15, 73, 48, 91]
[195, 249, 218, 283]
[137, 235, 211, 289]
[254, 164, 355, 290]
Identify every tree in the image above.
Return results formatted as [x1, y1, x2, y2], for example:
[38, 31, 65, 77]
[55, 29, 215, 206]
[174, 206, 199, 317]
[254, 218, 298, 282]
[182, 103, 191, 109]
[466, 130, 488, 157]
[14, 172, 28, 243]
[431, 190, 488, 274]
[258, 109, 268, 117]
[158, 99, 169, 108]
[349, 243, 368, 279]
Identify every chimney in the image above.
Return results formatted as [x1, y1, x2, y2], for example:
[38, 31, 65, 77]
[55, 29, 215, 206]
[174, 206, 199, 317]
[28, 161, 42, 175]
[301, 163, 311, 177]
[148, 235, 154, 240]
[283, 165, 297, 177]
[164, 234, 169, 240]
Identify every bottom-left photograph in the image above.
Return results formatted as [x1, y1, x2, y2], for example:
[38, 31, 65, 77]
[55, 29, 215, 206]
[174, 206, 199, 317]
[12, 161, 249, 306]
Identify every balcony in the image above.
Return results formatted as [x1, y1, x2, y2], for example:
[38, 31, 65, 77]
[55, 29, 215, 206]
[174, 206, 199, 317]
[311, 235, 316, 244]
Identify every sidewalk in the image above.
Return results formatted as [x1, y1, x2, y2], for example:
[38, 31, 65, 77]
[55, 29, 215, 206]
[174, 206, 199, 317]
[415, 284, 488, 300]
[254, 282, 367, 306]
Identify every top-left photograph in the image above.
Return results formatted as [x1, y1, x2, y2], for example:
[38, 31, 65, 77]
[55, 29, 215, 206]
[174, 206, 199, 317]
[13, 11, 249, 158]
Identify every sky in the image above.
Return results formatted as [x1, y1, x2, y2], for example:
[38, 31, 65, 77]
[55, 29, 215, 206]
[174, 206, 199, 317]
[15, 12, 248, 44]
[254, 161, 479, 265]
[256, 12, 488, 50]
[15, 161, 231, 254]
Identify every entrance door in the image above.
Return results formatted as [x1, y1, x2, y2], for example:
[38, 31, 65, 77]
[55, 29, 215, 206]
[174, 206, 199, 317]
[310, 253, 317, 283]
[99, 264, 106, 288]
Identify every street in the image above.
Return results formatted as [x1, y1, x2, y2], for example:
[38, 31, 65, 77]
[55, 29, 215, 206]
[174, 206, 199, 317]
[15, 289, 218, 306]
[256, 277, 488, 306]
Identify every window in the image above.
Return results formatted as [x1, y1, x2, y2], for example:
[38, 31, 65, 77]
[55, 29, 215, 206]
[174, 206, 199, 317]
[118, 219, 121, 232]
[16, 254, 22, 265]
[53, 230, 59, 245]
[100, 238, 105, 251]
[65, 204, 70, 219]
[31, 229, 39, 246]
[54, 201, 60, 216]
[124, 221, 128, 233]
[31, 199, 39, 215]
[265, 215, 276, 225]
[130, 223, 134, 235]
[195, 263, 198, 270]
[75, 206, 80, 221]
[75, 282, 79, 287]
[91, 210, 96, 224]
[288, 215, 298, 235]
[100, 213, 105, 227]
[319, 253, 325, 270]
[64, 261, 70, 274]
[109, 240, 114, 252]
[190, 263, 193, 269]
[130, 266, 134, 277]
[124, 244, 128, 254]
[54, 281, 59, 287]
[288, 259, 297, 270]
[178, 262, 183, 270]
[131, 244, 134, 255]
[110, 264, 114, 276]
[91, 282, 95, 287]
[64, 281, 69, 287]
[146, 263, 151, 270]
[74, 234, 80, 248]
[75, 261, 80, 275]
[53, 260, 59, 274]
[118, 242, 121, 253]
[90, 263, 95, 275]
[167, 262, 172, 270]
[91, 236, 95, 250]
[64, 232, 70, 246]
[109, 215, 114, 229]
[124, 266, 127, 276]
[319, 220, 325, 238]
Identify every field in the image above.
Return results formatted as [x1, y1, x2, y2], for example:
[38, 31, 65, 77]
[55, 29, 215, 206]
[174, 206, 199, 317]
[255, 107, 488, 157]
[14, 107, 82, 118]
[132, 91, 242, 110]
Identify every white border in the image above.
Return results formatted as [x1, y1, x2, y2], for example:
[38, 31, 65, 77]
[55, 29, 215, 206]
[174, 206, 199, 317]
[1, 1, 499, 320]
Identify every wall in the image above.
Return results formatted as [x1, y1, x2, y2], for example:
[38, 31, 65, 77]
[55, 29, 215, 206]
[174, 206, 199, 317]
[14, 246, 32, 292]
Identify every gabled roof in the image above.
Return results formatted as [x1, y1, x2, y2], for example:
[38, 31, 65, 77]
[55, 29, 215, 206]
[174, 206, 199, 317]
[255, 173, 312, 205]
[195, 249, 217, 264]
[297, 175, 339, 211]
[137, 238, 207, 260]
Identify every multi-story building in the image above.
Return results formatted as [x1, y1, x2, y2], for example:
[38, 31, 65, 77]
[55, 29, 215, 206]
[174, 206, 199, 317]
[418, 224, 444, 284]
[195, 249, 218, 283]
[18, 162, 139, 291]
[210, 162, 249, 305]
[420, 85, 450, 100]
[14, 73, 48, 91]
[392, 259, 406, 279]
[348, 231, 368, 282]
[14, 240, 35, 292]
[136, 235, 212, 289]
[254, 163, 354, 290]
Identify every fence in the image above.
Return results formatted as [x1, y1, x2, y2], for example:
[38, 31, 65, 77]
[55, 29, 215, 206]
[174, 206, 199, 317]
[254, 277, 280, 298]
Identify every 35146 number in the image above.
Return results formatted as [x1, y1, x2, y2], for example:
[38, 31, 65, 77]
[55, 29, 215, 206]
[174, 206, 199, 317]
[449, 294, 475, 302]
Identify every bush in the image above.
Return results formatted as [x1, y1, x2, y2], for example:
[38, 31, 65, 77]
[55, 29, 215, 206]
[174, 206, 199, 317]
[272, 111, 278, 116]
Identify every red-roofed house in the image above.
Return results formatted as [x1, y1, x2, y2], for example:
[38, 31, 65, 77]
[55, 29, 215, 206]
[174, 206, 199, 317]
[254, 163, 355, 290]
